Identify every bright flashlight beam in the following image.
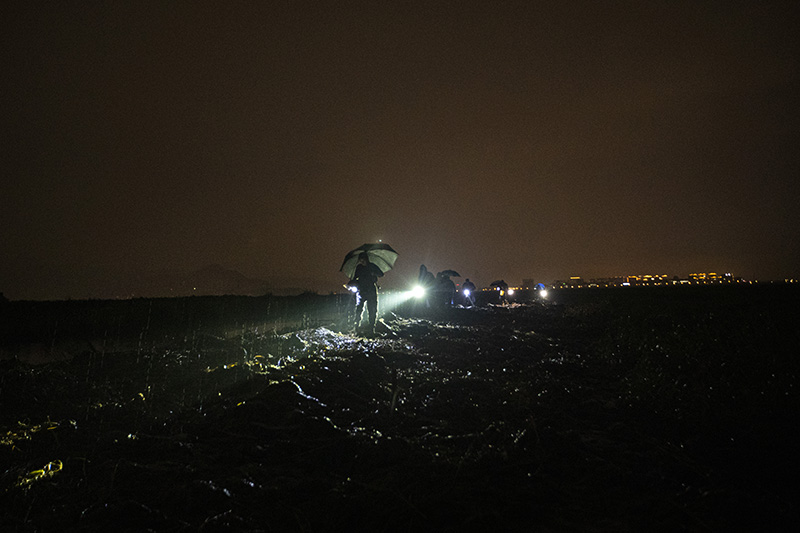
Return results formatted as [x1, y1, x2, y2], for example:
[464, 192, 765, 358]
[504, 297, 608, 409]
[373, 287, 422, 317]
[540, 289, 548, 298]
[410, 285, 426, 299]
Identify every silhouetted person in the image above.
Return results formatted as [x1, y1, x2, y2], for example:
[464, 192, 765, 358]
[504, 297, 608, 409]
[497, 280, 509, 304]
[418, 264, 436, 308]
[461, 278, 476, 306]
[437, 272, 456, 306]
[349, 253, 383, 334]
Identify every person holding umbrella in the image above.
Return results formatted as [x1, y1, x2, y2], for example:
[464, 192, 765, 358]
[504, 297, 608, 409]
[348, 253, 383, 334]
[436, 270, 459, 307]
[340, 243, 398, 335]
[490, 279, 509, 305]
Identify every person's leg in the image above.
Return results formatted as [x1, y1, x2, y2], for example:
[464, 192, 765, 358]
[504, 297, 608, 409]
[354, 293, 365, 329]
[367, 294, 377, 329]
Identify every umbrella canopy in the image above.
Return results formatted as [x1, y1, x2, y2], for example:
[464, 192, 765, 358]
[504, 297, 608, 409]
[340, 243, 399, 279]
[489, 279, 508, 287]
[438, 269, 461, 278]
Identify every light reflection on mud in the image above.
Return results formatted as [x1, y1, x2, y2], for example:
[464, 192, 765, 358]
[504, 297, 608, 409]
[3, 292, 799, 531]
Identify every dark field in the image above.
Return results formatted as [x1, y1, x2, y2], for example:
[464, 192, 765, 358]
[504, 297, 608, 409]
[1, 286, 799, 531]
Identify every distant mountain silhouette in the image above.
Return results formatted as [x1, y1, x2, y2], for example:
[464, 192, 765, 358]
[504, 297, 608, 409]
[4, 263, 329, 301]
[132, 264, 269, 297]
[120, 265, 330, 298]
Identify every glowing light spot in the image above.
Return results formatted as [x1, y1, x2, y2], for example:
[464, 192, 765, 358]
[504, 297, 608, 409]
[410, 285, 426, 299]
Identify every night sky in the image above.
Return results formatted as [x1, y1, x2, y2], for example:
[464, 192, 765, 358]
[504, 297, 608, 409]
[3, 1, 799, 300]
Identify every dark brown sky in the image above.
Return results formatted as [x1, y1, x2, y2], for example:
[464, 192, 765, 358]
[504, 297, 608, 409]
[2, 1, 799, 299]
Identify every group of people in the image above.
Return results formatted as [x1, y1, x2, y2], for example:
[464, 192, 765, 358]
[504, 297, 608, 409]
[417, 265, 476, 308]
[346, 254, 479, 334]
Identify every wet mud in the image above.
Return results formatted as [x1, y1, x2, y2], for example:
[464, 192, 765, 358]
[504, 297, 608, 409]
[1, 287, 798, 531]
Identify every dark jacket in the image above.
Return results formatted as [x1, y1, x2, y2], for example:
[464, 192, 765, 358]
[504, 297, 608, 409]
[352, 262, 383, 293]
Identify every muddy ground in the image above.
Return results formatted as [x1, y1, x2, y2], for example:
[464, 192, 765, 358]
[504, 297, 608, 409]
[1, 286, 799, 531]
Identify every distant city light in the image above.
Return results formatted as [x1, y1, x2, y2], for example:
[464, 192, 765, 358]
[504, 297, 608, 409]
[550, 271, 748, 288]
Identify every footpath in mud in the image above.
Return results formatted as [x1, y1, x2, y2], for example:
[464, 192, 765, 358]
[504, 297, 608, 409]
[1, 287, 799, 531]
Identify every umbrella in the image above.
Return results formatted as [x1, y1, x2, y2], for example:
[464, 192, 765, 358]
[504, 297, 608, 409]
[340, 243, 399, 279]
[489, 279, 508, 287]
[438, 270, 461, 278]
